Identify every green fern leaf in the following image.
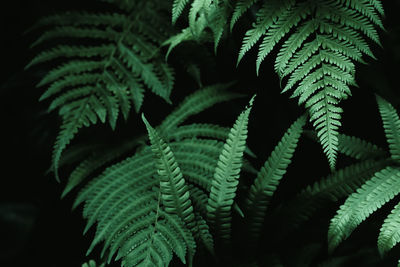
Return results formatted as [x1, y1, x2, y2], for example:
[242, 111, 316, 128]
[246, 115, 306, 240]
[206, 96, 255, 243]
[237, 0, 383, 169]
[376, 95, 400, 161]
[143, 115, 197, 234]
[328, 166, 400, 253]
[378, 202, 400, 256]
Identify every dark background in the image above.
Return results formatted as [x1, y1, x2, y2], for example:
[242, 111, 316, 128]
[1, 1, 400, 266]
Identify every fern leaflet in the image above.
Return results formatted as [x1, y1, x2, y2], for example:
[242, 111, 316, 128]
[206, 95, 255, 243]
[246, 115, 306, 241]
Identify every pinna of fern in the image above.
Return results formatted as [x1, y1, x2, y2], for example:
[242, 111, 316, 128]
[27, 0, 175, 181]
[323, 95, 400, 265]
[244, 114, 306, 245]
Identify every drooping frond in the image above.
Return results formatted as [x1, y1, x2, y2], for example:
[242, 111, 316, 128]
[237, 0, 384, 169]
[378, 202, 400, 256]
[159, 83, 243, 134]
[376, 95, 400, 161]
[206, 96, 255, 243]
[143, 115, 197, 237]
[245, 115, 306, 241]
[328, 166, 400, 253]
[28, 1, 175, 179]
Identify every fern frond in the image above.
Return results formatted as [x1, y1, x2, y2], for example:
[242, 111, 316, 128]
[328, 166, 400, 253]
[237, 0, 383, 169]
[29, 2, 175, 180]
[143, 115, 197, 236]
[245, 115, 306, 240]
[74, 146, 196, 266]
[206, 96, 254, 243]
[378, 202, 400, 256]
[376, 95, 400, 161]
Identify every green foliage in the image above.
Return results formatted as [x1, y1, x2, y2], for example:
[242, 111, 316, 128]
[246, 114, 306, 242]
[24, 0, 400, 266]
[66, 88, 259, 266]
[28, 0, 174, 180]
[206, 95, 254, 244]
[168, 0, 384, 170]
[326, 96, 400, 261]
